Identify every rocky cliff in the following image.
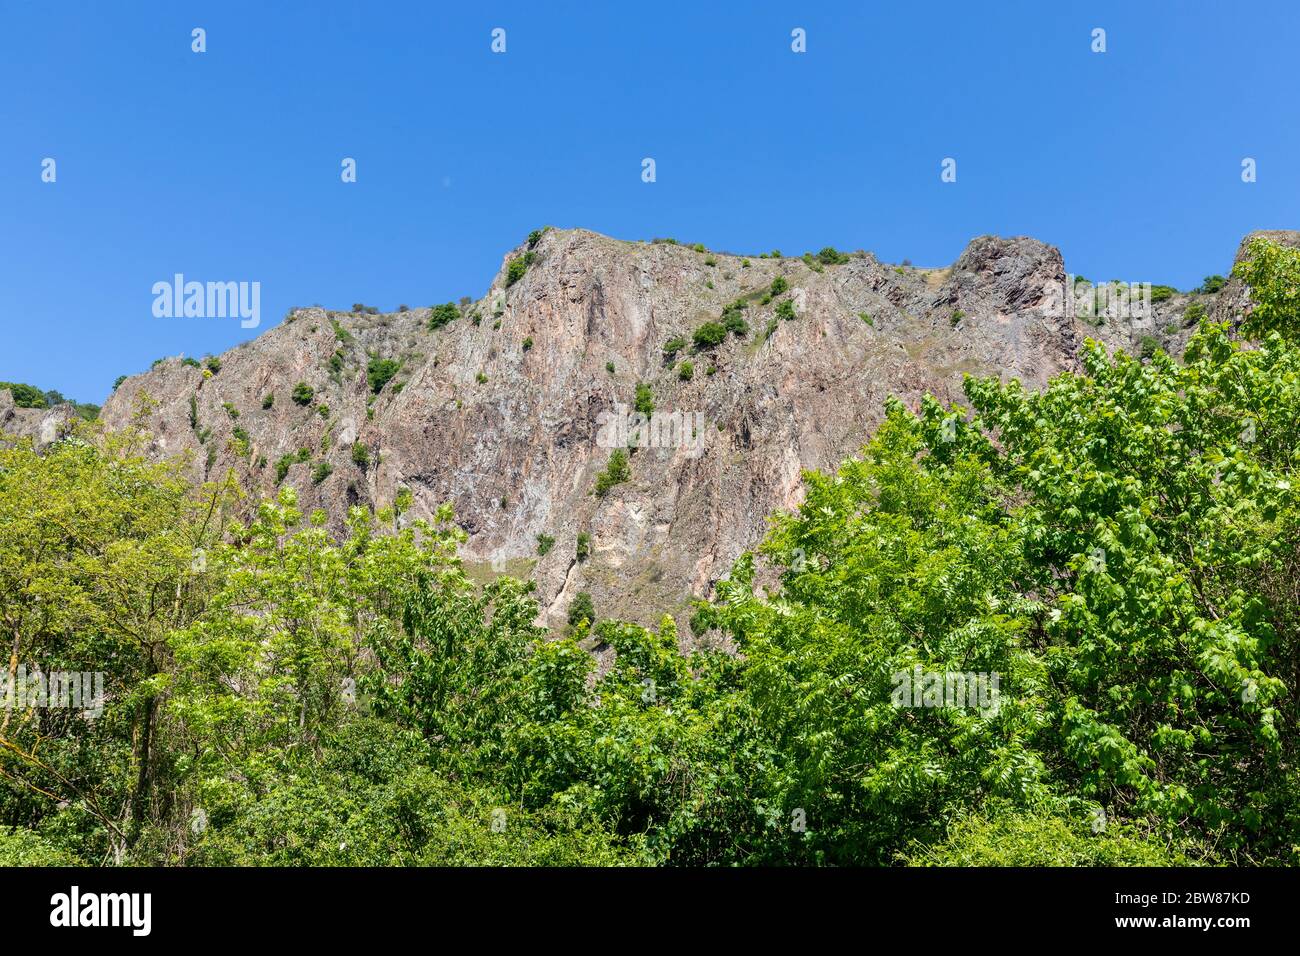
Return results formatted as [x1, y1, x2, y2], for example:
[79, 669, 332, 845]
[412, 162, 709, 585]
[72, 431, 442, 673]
[32, 227, 1253, 633]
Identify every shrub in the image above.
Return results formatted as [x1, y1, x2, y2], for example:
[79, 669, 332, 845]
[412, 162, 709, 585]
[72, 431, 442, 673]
[476, 371, 488, 385]
[1137, 334, 1160, 359]
[905, 813, 1191, 867]
[522, 337, 534, 351]
[536, 533, 555, 556]
[951, 310, 965, 326]
[1183, 302, 1207, 326]
[331, 318, 353, 343]
[262, 393, 274, 409]
[505, 252, 535, 287]
[367, 357, 401, 394]
[351, 442, 370, 468]
[679, 361, 694, 381]
[1150, 285, 1177, 302]
[770, 276, 789, 297]
[817, 247, 850, 265]
[182, 357, 201, 368]
[575, 532, 591, 561]
[204, 356, 222, 374]
[429, 302, 459, 330]
[723, 311, 748, 337]
[111, 375, 127, 392]
[860, 312, 873, 326]
[594, 449, 631, 497]
[663, 336, 687, 360]
[312, 461, 333, 484]
[634, 383, 654, 417]
[291, 382, 315, 406]
[692, 322, 727, 349]
[605, 361, 616, 374]
[568, 591, 595, 628]
[1197, 274, 1227, 294]
[274, 454, 297, 484]
[775, 299, 796, 321]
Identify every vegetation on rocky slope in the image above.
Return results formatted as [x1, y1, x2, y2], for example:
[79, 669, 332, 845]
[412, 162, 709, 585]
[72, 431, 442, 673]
[0, 238, 1297, 866]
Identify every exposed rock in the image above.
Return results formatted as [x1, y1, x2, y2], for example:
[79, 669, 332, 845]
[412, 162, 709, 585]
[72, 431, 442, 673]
[78, 227, 1243, 634]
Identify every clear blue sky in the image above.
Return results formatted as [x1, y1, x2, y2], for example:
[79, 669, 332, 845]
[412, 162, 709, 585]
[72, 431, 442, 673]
[3, 0, 1298, 403]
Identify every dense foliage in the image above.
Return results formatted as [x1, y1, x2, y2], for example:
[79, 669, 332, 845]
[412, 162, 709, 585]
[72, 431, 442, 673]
[2, 239, 1299, 866]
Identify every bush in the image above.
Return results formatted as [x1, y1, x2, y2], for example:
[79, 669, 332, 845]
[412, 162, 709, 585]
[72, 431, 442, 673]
[522, 337, 534, 351]
[367, 357, 401, 394]
[634, 383, 654, 417]
[568, 591, 595, 628]
[605, 361, 616, 374]
[1197, 274, 1227, 294]
[428, 302, 459, 330]
[351, 442, 370, 469]
[262, 393, 274, 409]
[274, 450, 309, 484]
[679, 361, 694, 381]
[775, 299, 796, 321]
[770, 276, 788, 297]
[663, 336, 687, 360]
[291, 382, 315, 406]
[505, 252, 536, 287]
[723, 311, 748, 337]
[0, 829, 84, 866]
[594, 449, 631, 497]
[692, 322, 727, 349]
[817, 247, 850, 265]
[536, 533, 555, 556]
[576, 532, 591, 561]
[204, 356, 222, 374]
[312, 461, 333, 484]
[1183, 302, 1207, 326]
[951, 310, 965, 326]
[905, 812, 1191, 867]
[1150, 285, 1177, 302]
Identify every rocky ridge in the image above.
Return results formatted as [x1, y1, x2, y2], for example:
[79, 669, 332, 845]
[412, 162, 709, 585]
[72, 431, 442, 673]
[9, 227, 1272, 634]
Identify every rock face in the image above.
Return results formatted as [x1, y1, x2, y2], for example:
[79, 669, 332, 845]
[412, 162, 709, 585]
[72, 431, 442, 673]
[79, 227, 1254, 634]
[0, 390, 80, 449]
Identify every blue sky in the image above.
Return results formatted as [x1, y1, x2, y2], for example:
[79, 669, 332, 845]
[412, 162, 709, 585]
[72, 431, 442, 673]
[3, 0, 1298, 402]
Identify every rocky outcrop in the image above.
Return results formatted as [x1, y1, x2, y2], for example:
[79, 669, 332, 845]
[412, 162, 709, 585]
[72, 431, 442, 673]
[0, 391, 80, 449]
[85, 227, 1241, 634]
